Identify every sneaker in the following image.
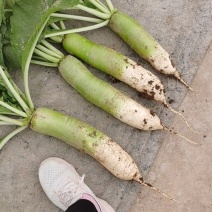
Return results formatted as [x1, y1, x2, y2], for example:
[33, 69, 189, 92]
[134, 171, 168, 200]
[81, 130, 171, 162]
[39, 157, 115, 212]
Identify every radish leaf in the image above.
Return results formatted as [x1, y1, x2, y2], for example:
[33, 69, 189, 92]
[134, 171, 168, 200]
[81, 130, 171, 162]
[5, 0, 20, 9]
[80, 0, 97, 8]
[0, 35, 4, 67]
[10, 0, 79, 71]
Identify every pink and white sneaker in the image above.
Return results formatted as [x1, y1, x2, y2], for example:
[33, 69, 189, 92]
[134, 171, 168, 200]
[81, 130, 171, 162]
[39, 157, 115, 212]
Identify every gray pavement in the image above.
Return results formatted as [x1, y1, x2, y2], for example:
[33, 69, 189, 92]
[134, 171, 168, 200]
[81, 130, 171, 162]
[131, 41, 212, 212]
[0, 1, 212, 211]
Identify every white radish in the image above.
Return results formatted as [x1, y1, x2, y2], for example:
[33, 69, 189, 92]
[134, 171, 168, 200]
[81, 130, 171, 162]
[31, 107, 174, 200]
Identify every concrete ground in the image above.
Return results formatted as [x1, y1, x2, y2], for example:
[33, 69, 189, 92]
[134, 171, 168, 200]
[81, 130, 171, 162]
[0, 1, 211, 212]
[131, 41, 212, 212]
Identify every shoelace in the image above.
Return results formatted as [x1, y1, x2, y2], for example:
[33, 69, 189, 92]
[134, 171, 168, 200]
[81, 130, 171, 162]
[55, 174, 85, 208]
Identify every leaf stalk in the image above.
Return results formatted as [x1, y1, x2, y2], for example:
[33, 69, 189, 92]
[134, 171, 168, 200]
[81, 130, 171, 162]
[51, 13, 103, 23]
[0, 66, 30, 114]
[0, 101, 27, 117]
[0, 126, 28, 150]
[45, 20, 109, 38]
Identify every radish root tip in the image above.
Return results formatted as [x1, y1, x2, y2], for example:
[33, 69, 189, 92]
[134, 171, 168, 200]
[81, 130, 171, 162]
[134, 175, 176, 201]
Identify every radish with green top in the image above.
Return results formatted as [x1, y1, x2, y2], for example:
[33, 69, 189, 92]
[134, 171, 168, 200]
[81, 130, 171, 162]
[108, 11, 184, 82]
[59, 55, 163, 131]
[31, 107, 145, 182]
[31, 107, 141, 181]
[31, 108, 175, 200]
[73, 0, 192, 90]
